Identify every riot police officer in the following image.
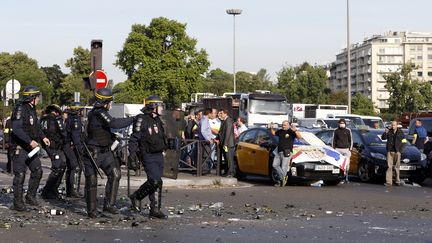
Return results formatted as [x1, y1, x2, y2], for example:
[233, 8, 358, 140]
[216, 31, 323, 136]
[84, 88, 133, 218]
[64, 102, 85, 198]
[10, 86, 50, 211]
[129, 95, 168, 219]
[40, 104, 67, 200]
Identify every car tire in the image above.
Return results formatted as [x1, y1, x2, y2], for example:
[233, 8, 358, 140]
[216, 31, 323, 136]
[323, 179, 341, 186]
[270, 168, 279, 184]
[358, 161, 372, 182]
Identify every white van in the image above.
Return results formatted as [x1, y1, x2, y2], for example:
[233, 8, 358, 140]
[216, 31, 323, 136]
[361, 115, 384, 129]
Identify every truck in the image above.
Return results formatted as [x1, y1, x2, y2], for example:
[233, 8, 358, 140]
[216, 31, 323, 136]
[292, 104, 348, 120]
[239, 92, 289, 127]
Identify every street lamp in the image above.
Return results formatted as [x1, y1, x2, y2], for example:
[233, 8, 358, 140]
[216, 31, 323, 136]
[346, 0, 351, 113]
[226, 8, 242, 93]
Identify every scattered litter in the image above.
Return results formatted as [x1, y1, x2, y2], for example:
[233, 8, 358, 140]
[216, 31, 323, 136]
[1, 187, 13, 194]
[168, 215, 181, 219]
[188, 204, 201, 211]
[68, 221, 80, 225]
[209, 202, 224, 209]
[336, 212, 344, 217]
[177, 209, 185, 215]
[230, 191, 236, 196]
[50, 209, 65, 215]
[131, 221, 139, 227]
[228, 218, 240, 222]
[310, 180, 324, 187]
[285, 204, 295, 209]
[244, 204, 251, 208]
[0, 223, 11, 229]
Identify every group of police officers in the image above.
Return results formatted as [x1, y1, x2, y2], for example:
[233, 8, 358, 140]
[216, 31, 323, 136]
[9, 85, 168, 219]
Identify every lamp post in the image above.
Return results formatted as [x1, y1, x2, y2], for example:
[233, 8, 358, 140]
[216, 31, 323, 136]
[226, 8, 242, 93]
[346, 0, 351, 113]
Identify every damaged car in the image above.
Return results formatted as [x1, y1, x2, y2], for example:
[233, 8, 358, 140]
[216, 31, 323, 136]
[235, 127, 347, 185]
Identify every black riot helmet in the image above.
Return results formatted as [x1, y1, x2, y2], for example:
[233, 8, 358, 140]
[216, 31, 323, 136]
[94, 88, 113, 107]
[142, 95, 164, 114]
[21, 86, 41, 102]
[66, 101, 85, 114]
[45, 104, 62, 115]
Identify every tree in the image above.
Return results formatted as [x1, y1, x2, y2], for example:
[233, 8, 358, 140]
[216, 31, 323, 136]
[115, 17, 210, 107]
[0, 52, 52, 105]
[59, 47, 93, 105]
[352, 93, 375, 115]
[276, 62, 329, 103]
[203, 68, 233, 96]
[385, 64, 432, 113]
[40, 64, 66, 103]
[328, 91, 348, 105]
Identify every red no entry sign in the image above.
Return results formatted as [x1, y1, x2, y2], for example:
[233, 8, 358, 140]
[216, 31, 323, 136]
[90, 70, 108, 90]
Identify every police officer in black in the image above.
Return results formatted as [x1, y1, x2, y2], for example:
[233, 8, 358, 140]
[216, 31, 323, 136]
[84, 88, 133, 218]
[10, 86, 50, 211]
[39, 104, 67, 200]
[129, 95, 168, 219]
[64, 102, 85, 198]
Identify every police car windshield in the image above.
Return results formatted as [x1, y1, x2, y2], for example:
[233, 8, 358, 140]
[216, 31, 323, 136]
[361, 132, 386, 146]
[336, 116, 365, 126]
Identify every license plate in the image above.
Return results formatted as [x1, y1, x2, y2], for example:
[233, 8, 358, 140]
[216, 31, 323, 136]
[315, 165, 333, 171]
[400, 165, 416, 171]
[332, 168, 340, 174]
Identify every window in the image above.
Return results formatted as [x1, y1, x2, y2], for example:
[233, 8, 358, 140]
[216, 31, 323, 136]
[428, 72, 432, 77]
[428, 47, 432, 51]
[418, 56, 423, 60]
[418, 45, 423, 51]
[428, 55, 432, 60]
[418, 72, 423, 77]
[255, 130, 271, 145]
[240, 130, 257, 144]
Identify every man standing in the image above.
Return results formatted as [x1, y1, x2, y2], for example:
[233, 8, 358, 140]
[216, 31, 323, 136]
[40, 104, 67, 201]
[412, 119, 428, 153]
[236, 117, 248, 137]
[10, 86, 50, 211]
[128, 95, 168, 219]
[84, 88, 133, 218]
[64, 102, 85, 198]
[273, 120, 301, 187]
[332, 118, 353, 182]
[382, 121, 406, 186]
[218, 109, 235, 177]
[198, 108, 216, 173]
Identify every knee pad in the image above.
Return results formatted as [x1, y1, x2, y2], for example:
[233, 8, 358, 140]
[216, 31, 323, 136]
[85, 175, 98, 188]
[108, 167, 121, 181]
[31, 166, 43, 180]
[13, 172, 26, 185]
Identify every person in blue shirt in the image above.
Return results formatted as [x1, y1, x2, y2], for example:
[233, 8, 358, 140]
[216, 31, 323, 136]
[412, 119, 429, 153]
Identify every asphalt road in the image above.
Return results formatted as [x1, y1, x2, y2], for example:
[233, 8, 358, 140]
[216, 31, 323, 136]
[0, 175, 431, 243]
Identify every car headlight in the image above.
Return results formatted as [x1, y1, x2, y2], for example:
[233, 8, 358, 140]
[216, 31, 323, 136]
[370, 152, 386, 160]
[420, 153, 427, 161]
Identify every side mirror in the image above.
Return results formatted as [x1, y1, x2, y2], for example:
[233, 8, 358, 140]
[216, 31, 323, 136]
[353, 143, 364, 151]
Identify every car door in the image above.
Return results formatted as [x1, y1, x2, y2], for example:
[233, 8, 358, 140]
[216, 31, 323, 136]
[349, 131, 362, 175]
[251, 129, 272, 176]
[236, 129, 258, 174]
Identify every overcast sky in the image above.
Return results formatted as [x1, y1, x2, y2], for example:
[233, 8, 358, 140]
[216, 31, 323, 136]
[1, 0, 431, 83]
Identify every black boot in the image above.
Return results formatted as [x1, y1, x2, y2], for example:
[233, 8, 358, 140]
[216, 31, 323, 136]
[149, 181, 167, 219]
[103, 168, 120, 214]
[13, 172, 27, 211]
[41, 170, 61, 200]
[85, 175, 98, 218]
[25, 167, 42, 206]
[129, 180, 158, 212]
[66, 169, 82, 198]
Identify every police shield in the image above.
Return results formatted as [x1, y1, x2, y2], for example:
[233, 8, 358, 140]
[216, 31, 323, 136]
[160, 110, 184, 179]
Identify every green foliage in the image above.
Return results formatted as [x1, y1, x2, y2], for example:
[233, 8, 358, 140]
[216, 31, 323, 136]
[115, 17, 210, 107]
[276, 62, 329, 103]
[328, 91, 348, 105]
[203, 68, 275, 96]
[59, 47, 93, 105]
[385, 64, 432, 113]
[351, 93, 376, 115]
[40, 64, 66, 104]
[65, 46, 91, 76]
[0, 52, 52, 105]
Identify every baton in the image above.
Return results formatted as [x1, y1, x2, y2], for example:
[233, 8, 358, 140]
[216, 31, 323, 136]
[73, 145, 85, 191]
[82, 142, 104, 179]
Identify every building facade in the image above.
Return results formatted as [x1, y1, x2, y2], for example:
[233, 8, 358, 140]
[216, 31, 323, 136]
[329, 31, 432, 110]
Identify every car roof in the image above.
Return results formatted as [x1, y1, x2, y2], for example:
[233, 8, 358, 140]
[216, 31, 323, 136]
[335, 114, 362, 118]
[360, 115, 382, 120]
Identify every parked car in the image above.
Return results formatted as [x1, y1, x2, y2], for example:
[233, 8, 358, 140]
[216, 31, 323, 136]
[407, 117, 432, 155]
[361, 116, 384, 129]
[235, 127, 346, 185]
[327, 114, 365, 127]
[315, 128, 428, 184]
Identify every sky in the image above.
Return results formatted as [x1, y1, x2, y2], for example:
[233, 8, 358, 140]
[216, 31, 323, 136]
[1, 0, 431, 84]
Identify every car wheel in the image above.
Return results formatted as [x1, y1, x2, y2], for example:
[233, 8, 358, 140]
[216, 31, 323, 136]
[358, 161, 372, 182]
[323, 179, 341, 186]
[270, 168, 279, 183]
